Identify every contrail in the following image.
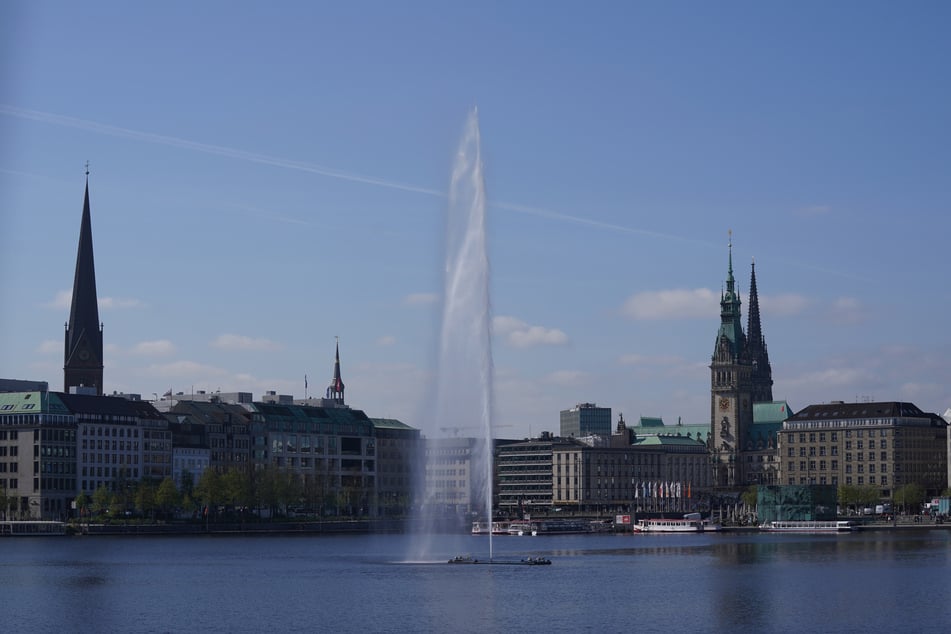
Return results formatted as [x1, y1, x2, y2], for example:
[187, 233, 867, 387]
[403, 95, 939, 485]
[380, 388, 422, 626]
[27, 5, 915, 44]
[0, 104, 690, 240]
[0, 104, 443, 197]
[0, 104, 864, 280]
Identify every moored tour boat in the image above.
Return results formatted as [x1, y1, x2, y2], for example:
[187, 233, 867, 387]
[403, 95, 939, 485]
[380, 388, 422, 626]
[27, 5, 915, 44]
[0, 520, 67, 537]
[634, 513, 720, 533]
[471, 521, 510, 535]
[759, 520, 856, 533]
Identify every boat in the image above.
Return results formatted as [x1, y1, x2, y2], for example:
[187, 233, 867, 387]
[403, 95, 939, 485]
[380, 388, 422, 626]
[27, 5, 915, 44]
[507, 522, 533, 536]
[0, 521, 68, 536]
[530, 519, 593, 535]
[759, 520, 856, 533]
[634, 513, 719, 533]
[448, 555, 553, 566]
[471, 521, 510, 535]
[448, 555, 479, 564]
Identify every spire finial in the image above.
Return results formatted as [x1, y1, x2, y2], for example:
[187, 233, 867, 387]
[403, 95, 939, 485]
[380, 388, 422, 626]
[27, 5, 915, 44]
[85, 161, 89, 177]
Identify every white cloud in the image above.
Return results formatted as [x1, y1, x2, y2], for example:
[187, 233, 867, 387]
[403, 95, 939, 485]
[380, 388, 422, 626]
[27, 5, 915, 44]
[44, 290, 144, 310]
[403, 292, 438, 306]
[131, 340, 175, 356]
[828, 296, 864, 324]
[145, 360, 229, 379]
[493, 315, 568, 348]
[620, 288, 718, 320]
[760, 293, 810, 317]
[377, 335, 397, 347]
[45, 290, 71, 310]
[543, 370, 589, 386]
[210, 333, 283, 351]
[36, 340, 60, 355]
[99, 297, 146, 310]
[618, 353, 685, 366]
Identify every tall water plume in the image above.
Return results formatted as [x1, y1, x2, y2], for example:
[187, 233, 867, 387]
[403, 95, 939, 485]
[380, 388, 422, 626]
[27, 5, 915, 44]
[436, 108, 495, 558]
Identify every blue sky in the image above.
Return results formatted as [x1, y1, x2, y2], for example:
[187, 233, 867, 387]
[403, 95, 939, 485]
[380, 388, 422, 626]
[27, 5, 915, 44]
[2, 1, 949, 440]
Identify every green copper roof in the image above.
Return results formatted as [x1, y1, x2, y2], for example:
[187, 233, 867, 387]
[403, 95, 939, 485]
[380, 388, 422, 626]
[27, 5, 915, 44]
[371, 417, 417, 432]
[0, 391, 71, 416]
[633, 435, 707, 448]
[753, 400, 792, 425]
[639, 416, 665, 427]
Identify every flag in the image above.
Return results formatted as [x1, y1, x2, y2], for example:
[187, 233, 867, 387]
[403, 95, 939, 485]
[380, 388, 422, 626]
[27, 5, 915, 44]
[163, 389, 172, 397]
[305, 374, 308, 389]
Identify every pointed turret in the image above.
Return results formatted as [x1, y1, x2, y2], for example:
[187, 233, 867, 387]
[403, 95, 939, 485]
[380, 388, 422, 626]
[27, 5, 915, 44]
[709, 231, 752, 488]
[325, 339, 345, 404]
[712, 232, 745, 362]
[746, 259, 773, 402]
[64, 169, 104, 395]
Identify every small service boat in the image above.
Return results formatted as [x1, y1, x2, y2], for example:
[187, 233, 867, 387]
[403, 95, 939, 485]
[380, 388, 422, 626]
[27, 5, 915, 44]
[448, 555, 479, 564]
[520, 557, 552, 565]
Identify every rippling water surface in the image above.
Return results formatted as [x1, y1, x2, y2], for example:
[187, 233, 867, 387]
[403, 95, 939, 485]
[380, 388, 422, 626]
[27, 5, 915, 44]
[2, 529, 949, 633]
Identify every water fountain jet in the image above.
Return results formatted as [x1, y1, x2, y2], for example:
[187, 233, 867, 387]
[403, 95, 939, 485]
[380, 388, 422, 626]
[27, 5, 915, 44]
[435, 108, 495, 559]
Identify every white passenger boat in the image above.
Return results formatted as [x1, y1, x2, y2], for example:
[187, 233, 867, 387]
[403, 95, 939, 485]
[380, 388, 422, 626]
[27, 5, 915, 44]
[0, 520, 68, 536]
[759, 520, 856, 533]
[634, 513, 719, 533]
[507, 522, 533, 536]
[471, 521, 510, 535]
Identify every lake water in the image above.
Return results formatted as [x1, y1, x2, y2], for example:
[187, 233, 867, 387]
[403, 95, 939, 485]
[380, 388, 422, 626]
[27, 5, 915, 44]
[2, 529, 950, 633]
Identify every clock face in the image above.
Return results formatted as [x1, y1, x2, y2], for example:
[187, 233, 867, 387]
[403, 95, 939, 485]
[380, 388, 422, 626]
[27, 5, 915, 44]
[78, 349, 90, 361]
[719, 397, 730, 411]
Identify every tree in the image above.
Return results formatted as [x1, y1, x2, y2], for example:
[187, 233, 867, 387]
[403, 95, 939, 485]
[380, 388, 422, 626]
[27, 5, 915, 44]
[92, 485, 113, 518]
[74, 492, 90, 521]
[894, 483, 925, 515]
[156, 477, 182, 520]
[135, 480, 157, 519]
[194, 469, 223, 522]
[222, 468, 253, 510]
[741, 485, 758, 509]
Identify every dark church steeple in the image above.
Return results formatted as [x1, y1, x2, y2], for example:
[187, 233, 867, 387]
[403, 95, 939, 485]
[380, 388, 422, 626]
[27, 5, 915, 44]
[746, 258, 773, 403]
[64, 167, 104, 395]
[325, 339, 345, 404]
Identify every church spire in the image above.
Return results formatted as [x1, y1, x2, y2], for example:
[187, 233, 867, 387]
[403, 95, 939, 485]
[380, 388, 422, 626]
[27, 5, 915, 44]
[746, 258, 773, 402]
[747, 258, 763, 348]
[64, 166, 104, 395]
[326, 338, 345, 404]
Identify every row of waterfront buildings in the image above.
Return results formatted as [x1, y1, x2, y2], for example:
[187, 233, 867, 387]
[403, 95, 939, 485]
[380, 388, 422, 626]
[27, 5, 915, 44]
[2, 176, 949, 521]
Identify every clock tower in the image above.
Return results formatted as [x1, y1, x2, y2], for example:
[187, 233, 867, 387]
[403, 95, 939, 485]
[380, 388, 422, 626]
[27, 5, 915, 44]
[709, 233, 753, 488]
[64, 170, 104, 395]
